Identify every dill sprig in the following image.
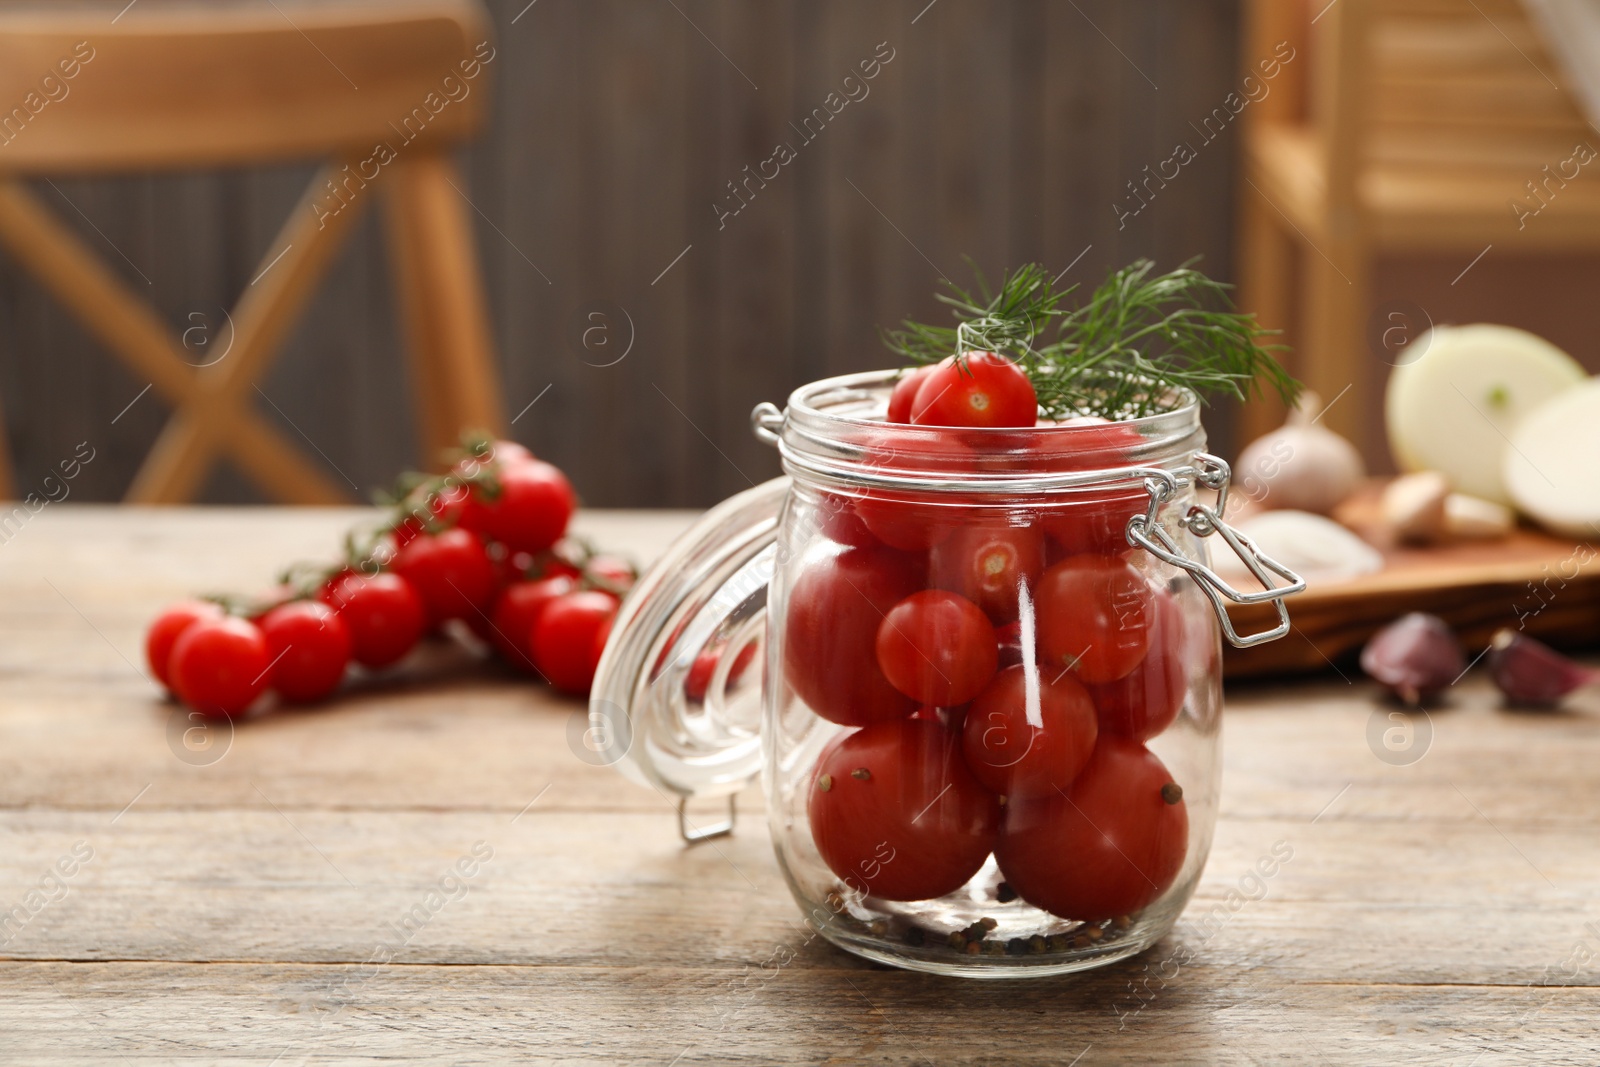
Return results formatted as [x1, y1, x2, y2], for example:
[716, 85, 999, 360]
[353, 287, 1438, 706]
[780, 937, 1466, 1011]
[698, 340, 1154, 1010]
[882, 259, 1300, 420]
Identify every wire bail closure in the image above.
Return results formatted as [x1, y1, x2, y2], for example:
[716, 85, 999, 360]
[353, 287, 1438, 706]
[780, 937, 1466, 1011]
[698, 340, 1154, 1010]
[751, 402, 784, 446]
[1126, 452, 1306, 648]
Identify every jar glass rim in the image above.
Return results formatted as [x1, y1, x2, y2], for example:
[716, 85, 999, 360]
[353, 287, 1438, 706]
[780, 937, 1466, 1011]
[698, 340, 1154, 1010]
[772, 369, 1206, 494]
[785, 368, 1202, 438]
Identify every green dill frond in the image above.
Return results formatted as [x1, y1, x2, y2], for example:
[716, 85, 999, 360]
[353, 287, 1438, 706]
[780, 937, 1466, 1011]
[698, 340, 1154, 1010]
[881, 258, 1300, 420]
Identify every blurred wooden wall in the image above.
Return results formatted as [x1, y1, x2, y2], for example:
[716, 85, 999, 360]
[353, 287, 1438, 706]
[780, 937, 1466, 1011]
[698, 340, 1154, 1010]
[0, 0, 1244, 508]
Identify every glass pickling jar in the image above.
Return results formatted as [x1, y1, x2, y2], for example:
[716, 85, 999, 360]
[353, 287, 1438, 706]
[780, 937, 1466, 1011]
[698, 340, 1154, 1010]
[589, 369, 1300, 977]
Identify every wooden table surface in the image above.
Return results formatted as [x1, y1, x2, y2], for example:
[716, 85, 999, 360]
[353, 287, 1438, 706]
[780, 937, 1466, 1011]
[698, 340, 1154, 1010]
[4, 507, 1599, 1065]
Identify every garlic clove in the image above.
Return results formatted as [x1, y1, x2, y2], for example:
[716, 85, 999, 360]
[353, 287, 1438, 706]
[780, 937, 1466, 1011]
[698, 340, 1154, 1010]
[1443, 493, 1513, 540]
[1359, 613, 1465, 707]
[1382, 471, 1451, 544]
[1487, 629, 1598, 707]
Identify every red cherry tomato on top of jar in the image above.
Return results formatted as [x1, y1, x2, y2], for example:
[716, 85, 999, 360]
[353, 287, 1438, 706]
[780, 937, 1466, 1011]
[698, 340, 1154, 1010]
[488, 575, 576, 672]
[784, 545, 923, 727]
[390, 527, 498, 624]
[146, 599, 224, 690]
[1088, 589, 1189, 740]
[1035, 554, 1155, 684]
[532, 589, 619, 695]
[886, 365, 935, 423]
[320, 571, 427, 669]
[482, 459, 576, 555]
[910, 352, 1037, 429]
[807, 718, 1001, 901]
[875, 590, 999, 707]
[929, 519, 1045, 624]
[169, 616, 271, 718]
[257, 600, 352, 703]
[962, 665, 1098, 795]
[996, 737, 1188, 921]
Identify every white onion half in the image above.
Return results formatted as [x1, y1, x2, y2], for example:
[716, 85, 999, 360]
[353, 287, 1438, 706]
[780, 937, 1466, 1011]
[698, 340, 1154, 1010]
[1386, 324, 1586, 505]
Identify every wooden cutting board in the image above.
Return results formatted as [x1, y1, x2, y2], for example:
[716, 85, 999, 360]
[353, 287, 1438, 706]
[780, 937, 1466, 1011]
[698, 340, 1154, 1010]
[1222, 482, 1600, 678]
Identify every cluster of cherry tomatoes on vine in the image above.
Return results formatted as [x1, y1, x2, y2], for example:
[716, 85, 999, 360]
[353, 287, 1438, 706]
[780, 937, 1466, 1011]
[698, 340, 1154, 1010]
[145, 438, 636, 718]
[795, 353, 1195, 924]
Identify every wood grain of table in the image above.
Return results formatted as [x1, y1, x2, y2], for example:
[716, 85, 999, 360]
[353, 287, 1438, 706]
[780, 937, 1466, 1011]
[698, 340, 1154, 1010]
[2, 506, 1599, 1065]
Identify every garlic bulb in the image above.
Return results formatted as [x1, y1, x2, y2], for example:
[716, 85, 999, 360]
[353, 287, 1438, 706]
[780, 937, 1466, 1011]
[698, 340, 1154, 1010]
[1234, 393, 1366, 515]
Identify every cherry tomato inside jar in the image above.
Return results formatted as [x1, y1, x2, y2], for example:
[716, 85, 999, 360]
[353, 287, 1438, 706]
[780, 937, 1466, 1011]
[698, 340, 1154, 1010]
[996, 737, 1188, 921]
[961, 665, 1098, 795]
[1035, 554, 1156, 684]
[995, 620, 1025, 668]
[929, 519, 1045, 624]
[847, 427, 974, 551]
[1039, 490, 1149, 558]
[875, 590, 999, 707]
[1019, 420, 1148, 556]
[814, 491, 878, 550]
[807, 718, 1001, 901]
[784, 545, 923, 726]
[1087, 589, 1189, 740]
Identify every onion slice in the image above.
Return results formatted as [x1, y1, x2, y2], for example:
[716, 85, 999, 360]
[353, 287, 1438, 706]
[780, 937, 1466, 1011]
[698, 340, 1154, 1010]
[1504, 378, 1600, 538]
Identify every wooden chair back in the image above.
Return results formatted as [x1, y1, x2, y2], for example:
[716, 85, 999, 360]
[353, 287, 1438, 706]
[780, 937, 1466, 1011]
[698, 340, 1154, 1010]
[0, 1, 489, 171]
[1290, 0, 1590, 174]
[0, 1, 505, 504]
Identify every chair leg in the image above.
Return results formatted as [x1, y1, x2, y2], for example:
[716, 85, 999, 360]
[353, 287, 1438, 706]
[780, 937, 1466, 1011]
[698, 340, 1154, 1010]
[382, 151, 506, 468]
[1236, 182, 1297, 444]
[1299, 238, 1371, 456]
[0, 391, 15, 500]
